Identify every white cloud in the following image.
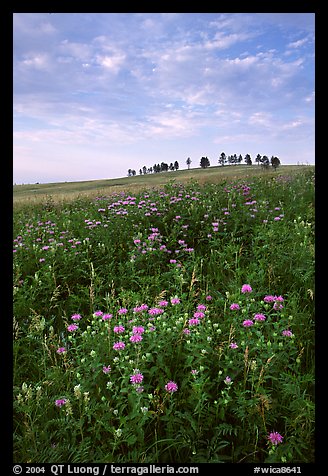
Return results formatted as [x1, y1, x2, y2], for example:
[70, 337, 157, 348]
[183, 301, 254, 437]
[287, 37, 308, 48]
[96, 52, 126, 72]
[21, 53, 50, 70]
[204, 32, 253, 50]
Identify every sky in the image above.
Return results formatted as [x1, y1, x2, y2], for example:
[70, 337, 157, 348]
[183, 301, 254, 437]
[13, 12, 315, 184]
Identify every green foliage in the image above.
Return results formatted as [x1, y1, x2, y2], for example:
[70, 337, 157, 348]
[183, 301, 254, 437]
[13, 168, 315, 463]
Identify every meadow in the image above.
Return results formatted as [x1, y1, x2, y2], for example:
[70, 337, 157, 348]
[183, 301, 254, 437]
[13, 165, 315, 463]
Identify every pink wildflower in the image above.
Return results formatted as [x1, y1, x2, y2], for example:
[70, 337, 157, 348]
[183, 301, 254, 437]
[171, 298, 180, 305]
[113, 325, 125, 333]
[130, 373, 144, 384]
[165, 381, 178, 393]
[55, 399, 67, 407]
[113, 341, 125, 350]
[241, 284, 252, 293]
[118, 308, 128, 315]
[243, 319, 254, 327]
[67, 324, 78, 332]
[229, 342, 238, 349]
[71, 313, 82, 321]
[282, 330, 293, 337]
[193, 311, 205, 319]
[130, 334, 143, 343]
[197, 304, 206, 311]
[230, 303, 240, 310]
[102, 313, 112, 320]
[103, 365, 111, 374]
[188, 318, 200, 326]
[254, 313, 266, 321]
[264, 295, 275, 302]
[267, 432, 283, 445]
[133, 304, 149, 313]
[148, 307, 164, 315]
[132, 326, 145, 334]
[56, 347, 66, 354]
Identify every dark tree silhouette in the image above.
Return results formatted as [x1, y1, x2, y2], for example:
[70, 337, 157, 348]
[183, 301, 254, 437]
[200, 156, 210, 168]
[271, 156, 281, 169]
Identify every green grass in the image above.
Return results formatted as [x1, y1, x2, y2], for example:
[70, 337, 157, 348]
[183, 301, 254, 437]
[13, 165, 309, 208]
[13, 165, 315, 463]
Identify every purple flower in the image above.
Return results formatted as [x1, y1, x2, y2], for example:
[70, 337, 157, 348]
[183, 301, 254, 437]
[193, 311, 205, 319]
[188, 318, 200, 326]
[71, 313, 82, 321]
[282, 330, 293, 337]
[56, 347, 66, 354]
[148, 307, 164, 316]
[165, 381, 178, 393]
[241, 284, 252, 293]
[267, 432, 284, 445]
[158, 300, 168, 307]
[230, 303, 240, 310]
[224, 376, 232, 385]
[254, 313, 266, 321]
[130, 334, 143, 343]
[55, 399, 67, 407]
[94, 310, 103, 317]
[183, 328, 191, 334]
[130, 373, 144, 384]
[243, 319, 254, 327]
[103, 365, 111, 374]
[205, 295, 212, 301]
[102, 313, 113, 320]
[132, 326, 145, 334]
[113, 341, 125, 350]
[133, 304, 149, 313]
[229, 342, 238, 349]
[171, 298, 180, 305]
[264, 295, 275, 303]
[197, 304, 207, 311]
[113, 325, 125, 334]
[118, 308, 128, 315]
[67, 324, 78, 332]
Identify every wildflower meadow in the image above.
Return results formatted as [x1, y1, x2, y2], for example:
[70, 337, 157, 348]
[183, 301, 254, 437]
[13, 167, 315, 463]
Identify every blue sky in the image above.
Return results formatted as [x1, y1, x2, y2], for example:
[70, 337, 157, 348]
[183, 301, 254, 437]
[13, 13, 315, 184]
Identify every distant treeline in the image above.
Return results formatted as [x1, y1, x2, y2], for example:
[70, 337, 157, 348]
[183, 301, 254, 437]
[128, 153, 281, 176]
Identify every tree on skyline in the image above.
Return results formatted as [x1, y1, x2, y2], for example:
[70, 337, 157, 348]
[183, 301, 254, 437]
[271, 156, 281, 169]
[218, 152, 227, 166]
[200, 156, 210, 168]
[186, 157, 192, 169]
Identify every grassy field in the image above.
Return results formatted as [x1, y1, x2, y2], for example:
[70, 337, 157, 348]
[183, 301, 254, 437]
[13, 164, 315, 463]
[13, 165, 308, 208]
